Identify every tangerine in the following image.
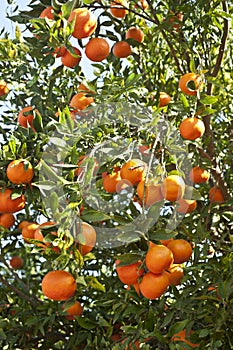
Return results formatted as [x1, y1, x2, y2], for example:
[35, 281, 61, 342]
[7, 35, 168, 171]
[18, 220, 30, 230]
[167, 239, 192, 264]
[0, 213, 15, 228]
[9, 256, 24, 269]
[180, 117, 205, 140]
[0, 188, 26, 213]
[39, 6, 54, 19]
[22, 222, 39, 243]
[85, 38, 110, 62]
[120, 159, 146, 186]
[139, 271, 170, 299]
[172, 329, 199, 348]
[0, 80, 10, 96]
[145, 244, 174, 274]
[68, 8, 97, 39]
[176, 198, 197, 214]
[17, 106, 36, 131]
[7, 159, 34, 184]
[161, 175, 185, 202]
[126, 27, 144, 43]
[179, 73, 202, 96]
[42, 270, 77, 301]
[159, 92, 171, 107]
[110, 0, 129, 18]
[63, 300, 83, 320]
[76, 222, 97, 255]
[34, 221, 57, 248]
[116, 260, 144, 285]
[70, 92, 94, 112]
[209, 186, 224, 203]
[113, 41, 131, 58]
[189, 166, 210, 183]
[61, 47, 81, 68]
[167, 264, 184, 286]
[137, 180, 163, 207]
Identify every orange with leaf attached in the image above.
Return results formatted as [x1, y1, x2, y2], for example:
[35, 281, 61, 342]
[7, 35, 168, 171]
[68, 8, 97, 39]
[7, 159, 34, 185]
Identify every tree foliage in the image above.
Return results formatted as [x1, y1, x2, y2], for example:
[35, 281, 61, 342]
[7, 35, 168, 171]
[0, 0, 232, 349]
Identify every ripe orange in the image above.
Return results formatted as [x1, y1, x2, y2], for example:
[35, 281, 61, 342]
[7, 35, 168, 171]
[110, 0, 129, 18]
[209, 186, 224, 203]
[39, 6, 54, 19]
[179, 73, 202, 96]
[61, 47, 81, 68]
[70, 92, 94, 112]
[0, 188, 26, 213]
[76, 222, 97, 255]
[139, 271, 170, 299]
[167, 239, 192, 264]
[159, 92, 171, 107]
[17, 106, 36, 130]
[103, 171, 123, 193]
[68, 8, 97, 39]
[113, 41, 131, 58]
[179, 117, 205, 140]
[138, 0, 149, 10]
[160, 238, 174, 246]
[0, 80, 10, 96]
[9, 256, 24, 269]
[189, 166, 210, 183]
[63, 300, 83, 320]
[0, 213, 15, 228]
[145, 244, 174, 274]
[137, 180, 163, 207]
[176, 198, 197, 214]
[116, 260, 144, 285]
[34, 221, 57, 248]
[85, 38, 110, 62]
[168, 12, 183, 31]
[161, 175, 185, 202]
[53, 46, 66, 58]
[120, 159, 146, 186]
[7, 159, 34, 184]
[172, 329, 199, 348]
[18, 220, 30, 230]
[167, 264, 184, 286]
[42, 270, 77, 301]
[126, 27, 144, 43]
[22, 222, 39, 243]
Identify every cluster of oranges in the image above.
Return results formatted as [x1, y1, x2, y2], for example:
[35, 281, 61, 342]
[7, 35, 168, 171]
[116, 239, 192, 300]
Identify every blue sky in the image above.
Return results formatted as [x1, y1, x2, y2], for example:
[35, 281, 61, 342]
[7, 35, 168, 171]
[0, 0, 30, 34]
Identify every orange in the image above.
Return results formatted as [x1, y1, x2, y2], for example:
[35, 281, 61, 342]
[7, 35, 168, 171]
[63, 300, 83, 320]
[110, 0, 129, 18]
[167, 239, 192, 264]
[0, 213, 15, 228]
[167, 264, 184, 286]
[137, 180, 163, 207]
[160, 238, 174, 246]
[0, 80, 10, 96]
[70, 92, 94, 112]
[39, 6, 54, 19]
[18, 220, 30, 230]
[17, 106, 36, 131]
[34, 221, 57, 248]
[116, 260, 144, 285]
[138, 144, 151, 156]
[103, 170, 129, 193]
[172, 329, 199, 348]
[168, 12, 183, 31]
[85, 38, 110, 62]
[126, 27, 144, 43]
[179, 72, 202, 96]
[161, 175, 185, 202]
[189, 166, 210, 183]
[138, 0, 149, 10]
[120, 159, 146, 186]
[22, 222, 39, 243]
[180, 117, 205, 140]
[0, 188, 26, 213]
[53, 46, 66, 58]
[145, 244, 174, 274]
[75, 222, 97, 255]
[68, 8, 97, 39]
[139, 271, 170, 299]
[9, 256, 24, 269]
[113, 41, 131, 58]
[7, 159, 34, 184]
[42, 270, 77, 301]
[209, 186, 224, 203]
[176, 198, 197, 214]
[159, 92, 171, 107]
[61, 47, 81, 68]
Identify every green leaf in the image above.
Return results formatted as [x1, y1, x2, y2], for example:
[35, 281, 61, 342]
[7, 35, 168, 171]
[61, 0, 77, 18]
[76, 317, 97, 330]
[86, 276, 106, 292]
[200, 95, 218, 105]
[81, 210, 111, 222]
[116, 253, 143, 265]
[169, 320, 189, 336]
[33, 111, 43, 132]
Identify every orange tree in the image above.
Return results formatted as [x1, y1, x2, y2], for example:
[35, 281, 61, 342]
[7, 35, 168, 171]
[0, 0, 232, 349]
